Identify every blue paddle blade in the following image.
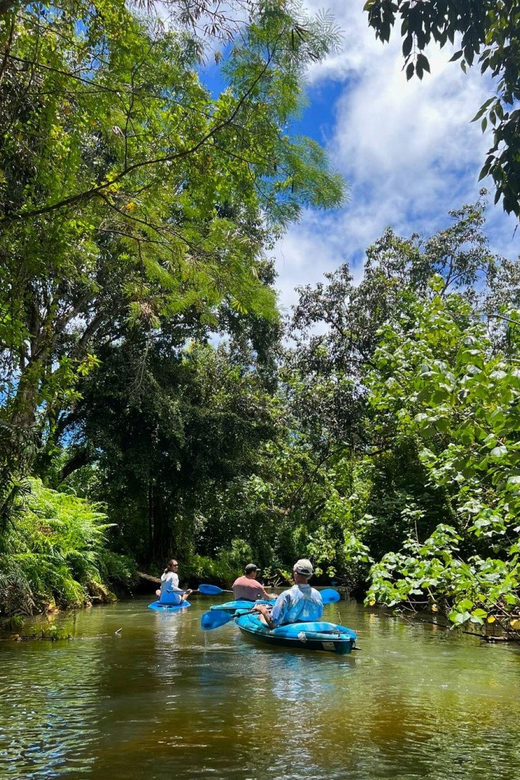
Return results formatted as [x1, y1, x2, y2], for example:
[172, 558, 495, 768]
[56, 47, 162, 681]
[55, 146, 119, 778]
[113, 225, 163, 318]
[198, 584, 224, 595]
[320, 589, 340, 604]
[201, 609, 235, 630]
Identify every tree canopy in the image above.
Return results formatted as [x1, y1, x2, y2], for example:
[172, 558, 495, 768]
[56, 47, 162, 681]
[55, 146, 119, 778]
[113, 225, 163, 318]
[0, 0, 345, 480]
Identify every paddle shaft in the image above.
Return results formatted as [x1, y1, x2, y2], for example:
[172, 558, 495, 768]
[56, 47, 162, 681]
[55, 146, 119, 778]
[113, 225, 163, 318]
[157, 587, 198, 597]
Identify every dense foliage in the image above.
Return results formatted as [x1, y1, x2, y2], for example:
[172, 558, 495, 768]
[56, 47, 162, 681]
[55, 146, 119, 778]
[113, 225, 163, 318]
[0, 0, 344, 474]
[63, 339, 280, 563]
[0, 0, 346, 613]
[0, 477, 134, 615]
[2, 1, 520, 641]
[364, 288, 520, 630]
[281, 200, 520, 635]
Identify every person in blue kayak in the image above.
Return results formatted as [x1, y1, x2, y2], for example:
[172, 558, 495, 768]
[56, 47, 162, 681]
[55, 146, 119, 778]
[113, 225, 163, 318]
[232, 563, 275, 602]
[158, 559, 192, 605]
[253, 559, 322, 628]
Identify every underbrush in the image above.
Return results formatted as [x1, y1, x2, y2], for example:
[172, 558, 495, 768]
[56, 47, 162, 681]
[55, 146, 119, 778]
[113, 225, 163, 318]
[185, 539, 254, 586]
[0, 478, 136, 617]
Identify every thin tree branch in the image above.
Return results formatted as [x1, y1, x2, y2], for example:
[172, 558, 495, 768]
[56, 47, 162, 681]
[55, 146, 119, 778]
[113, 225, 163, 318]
[0, 49, 277, 223]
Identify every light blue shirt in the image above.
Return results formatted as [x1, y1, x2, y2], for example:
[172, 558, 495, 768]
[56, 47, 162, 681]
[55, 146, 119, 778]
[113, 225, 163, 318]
[270, 584, 323, 626]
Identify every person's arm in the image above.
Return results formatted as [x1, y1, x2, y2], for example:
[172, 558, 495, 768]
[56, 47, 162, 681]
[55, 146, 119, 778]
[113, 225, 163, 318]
[166, 584, 193, 595]
[253, 603, 276, 628]
[255, 592, 286, 628]
[260, 586, 276, 600]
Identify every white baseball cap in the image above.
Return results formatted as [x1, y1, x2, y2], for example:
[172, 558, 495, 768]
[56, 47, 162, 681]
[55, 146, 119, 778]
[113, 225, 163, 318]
[294, 559, 314, 577]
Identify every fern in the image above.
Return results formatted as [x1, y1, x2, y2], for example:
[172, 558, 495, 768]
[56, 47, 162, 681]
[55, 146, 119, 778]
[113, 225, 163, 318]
[0, 478, 132, 616]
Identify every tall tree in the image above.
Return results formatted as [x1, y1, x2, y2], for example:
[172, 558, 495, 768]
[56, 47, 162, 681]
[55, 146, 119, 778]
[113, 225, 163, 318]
[62, 338, 279, 562]
[0, 0, 345, 486]
[365, 288, 520, 632]
[275, 202, 520, 585]
[287, 200, 508, 462]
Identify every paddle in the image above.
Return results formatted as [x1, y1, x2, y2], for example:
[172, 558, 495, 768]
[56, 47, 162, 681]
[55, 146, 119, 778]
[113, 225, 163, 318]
[199, 584, 340, 599]
[317, 588, 340, 604]
[198, 584, 233, 596]
[201, 588, 341, 630]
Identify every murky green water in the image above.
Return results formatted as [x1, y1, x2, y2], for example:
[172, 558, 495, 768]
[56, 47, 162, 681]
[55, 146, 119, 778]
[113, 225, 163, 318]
[1, 596, 520, 779]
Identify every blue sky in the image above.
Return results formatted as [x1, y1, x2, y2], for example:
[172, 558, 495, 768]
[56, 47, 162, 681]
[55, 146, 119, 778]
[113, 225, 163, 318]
[197, 2, 519, 314]
[262, 1, 519, 314]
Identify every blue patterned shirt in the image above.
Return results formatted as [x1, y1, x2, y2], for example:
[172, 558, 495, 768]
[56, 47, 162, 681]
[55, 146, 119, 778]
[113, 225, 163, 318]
[270, 584, 323, 626]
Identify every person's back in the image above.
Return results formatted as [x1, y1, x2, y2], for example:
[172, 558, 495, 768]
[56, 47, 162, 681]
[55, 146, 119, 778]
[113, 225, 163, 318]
[270, 583, 323, 625]
[253, 559, 322, 628]
[160, 569, 182, 605]
[232, 563, 273, 602]
[232, 575, 265, 602]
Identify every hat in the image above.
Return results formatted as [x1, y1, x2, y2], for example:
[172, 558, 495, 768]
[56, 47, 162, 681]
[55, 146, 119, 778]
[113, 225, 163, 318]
[244, 563, 258, 574]
[294, 559, 314, 577]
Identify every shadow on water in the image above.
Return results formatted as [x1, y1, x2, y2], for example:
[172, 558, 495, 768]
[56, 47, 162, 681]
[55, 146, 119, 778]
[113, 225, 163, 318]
[1, 597, 520, 779]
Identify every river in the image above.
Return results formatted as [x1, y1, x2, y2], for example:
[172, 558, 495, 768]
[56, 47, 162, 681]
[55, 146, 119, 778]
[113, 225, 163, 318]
[1, 596, 519, 779]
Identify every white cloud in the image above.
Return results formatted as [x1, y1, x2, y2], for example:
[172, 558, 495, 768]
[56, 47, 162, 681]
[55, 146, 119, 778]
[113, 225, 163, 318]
[274, 211, 360, 315]
[273, 0, 519, 311]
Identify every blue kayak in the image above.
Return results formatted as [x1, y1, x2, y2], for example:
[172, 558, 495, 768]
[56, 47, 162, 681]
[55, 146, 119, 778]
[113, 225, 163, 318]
[209, 599, 275, 613]
[235, 612, 357, 655]
[148, 600, 191, 612]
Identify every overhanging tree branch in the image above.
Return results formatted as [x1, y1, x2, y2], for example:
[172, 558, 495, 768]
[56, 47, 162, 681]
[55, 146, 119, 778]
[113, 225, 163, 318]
[0, 50, 276, 224]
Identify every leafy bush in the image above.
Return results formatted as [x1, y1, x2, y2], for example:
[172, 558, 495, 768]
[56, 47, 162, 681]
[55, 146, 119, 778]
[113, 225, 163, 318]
[363, 290, 520, 631]
[0, 478, 132, 616]
[186, 539, 254, 586]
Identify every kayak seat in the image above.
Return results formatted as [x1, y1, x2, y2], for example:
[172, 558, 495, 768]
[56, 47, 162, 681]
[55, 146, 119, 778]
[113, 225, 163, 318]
[159, 591, 183, 606]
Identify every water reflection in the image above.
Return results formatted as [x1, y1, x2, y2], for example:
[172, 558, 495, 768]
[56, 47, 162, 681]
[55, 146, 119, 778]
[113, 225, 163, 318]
[0, 637, 103, 777]
[0, 598, 520, 779]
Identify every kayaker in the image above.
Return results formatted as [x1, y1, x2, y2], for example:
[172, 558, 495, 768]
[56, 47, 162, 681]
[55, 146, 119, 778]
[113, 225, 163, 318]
[232, 563, 275, 602]
[253, 559, 322, 628]
[158, 560, 192, 605]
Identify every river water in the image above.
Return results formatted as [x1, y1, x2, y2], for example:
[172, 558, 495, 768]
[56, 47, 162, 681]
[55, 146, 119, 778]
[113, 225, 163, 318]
[1, 596, 520, 779]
